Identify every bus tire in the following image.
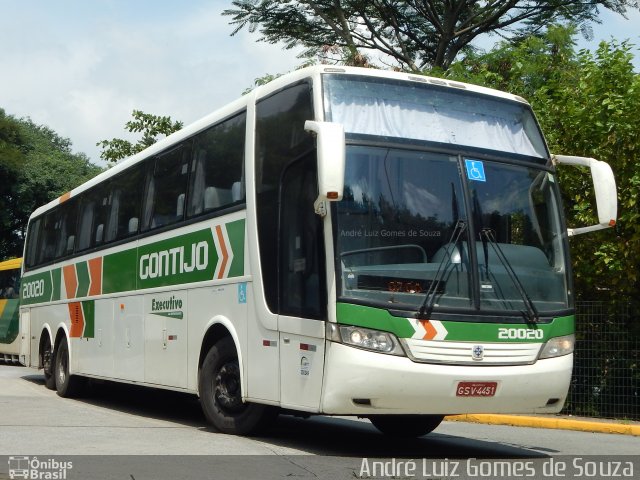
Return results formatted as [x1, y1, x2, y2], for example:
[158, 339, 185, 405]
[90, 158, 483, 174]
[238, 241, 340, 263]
[54, 337, 84, 398]
[199, 337, 275, 435]
[369, 414, 444, 437]
[43, 340, 56, 390]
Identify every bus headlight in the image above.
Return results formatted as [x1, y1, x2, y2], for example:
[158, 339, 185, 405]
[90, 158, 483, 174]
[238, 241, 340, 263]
[539, 334, 575, 359]
[326, 324, 405, 356]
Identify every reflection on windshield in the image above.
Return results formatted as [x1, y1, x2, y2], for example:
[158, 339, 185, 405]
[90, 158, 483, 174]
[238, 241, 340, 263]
[468, 161, 568, 312]
[334, 146, 570, 315]
[336, 147, 472, 309]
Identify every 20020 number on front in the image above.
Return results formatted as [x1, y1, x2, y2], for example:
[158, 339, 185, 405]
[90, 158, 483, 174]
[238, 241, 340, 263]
[498, 328, 544, 340]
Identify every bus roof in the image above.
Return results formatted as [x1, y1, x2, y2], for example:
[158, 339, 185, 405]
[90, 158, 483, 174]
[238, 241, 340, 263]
[0, 257, 22, 272]
[27, 65, 530, 221]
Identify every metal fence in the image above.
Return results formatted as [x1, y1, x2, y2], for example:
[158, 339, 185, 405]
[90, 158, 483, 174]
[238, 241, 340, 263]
[563, 301, 640, 420]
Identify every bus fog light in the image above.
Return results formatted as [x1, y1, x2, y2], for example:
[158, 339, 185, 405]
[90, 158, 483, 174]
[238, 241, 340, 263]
[326, 324, 405, 356]
[539, 334, 575, 359]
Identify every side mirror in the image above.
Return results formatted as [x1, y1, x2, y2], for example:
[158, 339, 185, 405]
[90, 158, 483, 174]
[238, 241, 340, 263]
[304, 120, 345, 216]
[552, 154, 617, 236]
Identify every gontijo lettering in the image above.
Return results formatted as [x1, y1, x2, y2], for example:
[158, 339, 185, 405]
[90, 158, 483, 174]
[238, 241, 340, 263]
[139, 241, 208, 279]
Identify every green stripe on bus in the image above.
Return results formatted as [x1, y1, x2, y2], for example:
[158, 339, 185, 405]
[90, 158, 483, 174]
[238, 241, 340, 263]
[23, 218, 246, 302]
[82, 300, 95, 338]
[441, 315, 574, 342]
[336, 302, 574, 342]
[52, 268, 61, 301]
[76, 261, 90, 298]
[226, 219, 245, 277]
[336, 302, 416, 338]
[103, 249, 137, 294]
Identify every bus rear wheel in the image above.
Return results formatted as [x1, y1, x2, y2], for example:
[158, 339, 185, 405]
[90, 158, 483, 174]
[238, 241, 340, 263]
[54, 337, 84, 398]
[199, 337, 275, 435]
[43, 340, 56, 390]
[369, 414, 444, 437]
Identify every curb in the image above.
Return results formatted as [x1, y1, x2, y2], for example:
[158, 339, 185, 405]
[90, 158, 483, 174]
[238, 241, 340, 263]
[445, 414, 640, 436]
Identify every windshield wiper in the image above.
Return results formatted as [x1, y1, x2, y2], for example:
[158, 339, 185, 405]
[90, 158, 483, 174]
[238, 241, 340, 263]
[480, 228, 539, 324]
[418, 220, 467, 318]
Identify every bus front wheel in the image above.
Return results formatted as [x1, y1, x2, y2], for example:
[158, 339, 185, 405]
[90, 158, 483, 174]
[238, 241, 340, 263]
[199, 337, 275, 435]
[369, 414, 444, 437]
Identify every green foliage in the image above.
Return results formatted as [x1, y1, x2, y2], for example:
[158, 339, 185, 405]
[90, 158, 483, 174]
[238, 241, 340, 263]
[97, 110, 183, 165]
[242, 72, 284, 95]
[0, 109, 28, 259]
[224, 0, 639, 71]
[0, 110, 103, 260]
[442, 26, 640, 303]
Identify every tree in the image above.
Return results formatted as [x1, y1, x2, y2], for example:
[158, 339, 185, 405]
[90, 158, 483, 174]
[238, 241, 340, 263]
[97, 110, 183, 165]
[242, 72, 285, 95]
[224, 0, 639, 71]
[0, 110, 103, 260]
[0, 109, 28, 259]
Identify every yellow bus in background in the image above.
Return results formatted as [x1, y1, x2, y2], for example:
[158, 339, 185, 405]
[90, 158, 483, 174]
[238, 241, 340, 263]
[0, 257, 22, 363]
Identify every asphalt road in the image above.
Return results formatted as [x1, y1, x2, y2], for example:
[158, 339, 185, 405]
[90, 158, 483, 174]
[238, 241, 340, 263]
[0, 364, 638, 479]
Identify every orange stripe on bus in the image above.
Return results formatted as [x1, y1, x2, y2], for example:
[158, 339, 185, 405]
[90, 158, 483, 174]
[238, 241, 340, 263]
[59, 192, 71, 204]
[215, 225, 229, 279]
[87, 257, 103, 296]
[63, 264, 78, 299]
[68, 302, 85, 338]
[421, 320, 437, 340]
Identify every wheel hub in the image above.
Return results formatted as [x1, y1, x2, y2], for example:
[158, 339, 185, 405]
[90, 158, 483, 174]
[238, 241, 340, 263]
[214, 361, 244, 413]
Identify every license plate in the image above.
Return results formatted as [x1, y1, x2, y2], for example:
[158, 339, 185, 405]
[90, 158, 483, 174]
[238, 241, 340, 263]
[456, 381, 497, 397]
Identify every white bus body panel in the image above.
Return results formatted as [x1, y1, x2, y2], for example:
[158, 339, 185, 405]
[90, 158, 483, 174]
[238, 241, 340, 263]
[321, 342, 572, 415]
[19, 311, 30, 366]
[144, 290, 188, 388]
[112, 296, 145, 382]
[278, 316, 326, 411]
[76, 300, 114, 378]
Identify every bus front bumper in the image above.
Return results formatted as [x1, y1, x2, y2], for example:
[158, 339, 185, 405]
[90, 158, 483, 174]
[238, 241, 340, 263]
[320, 342, 572, 415]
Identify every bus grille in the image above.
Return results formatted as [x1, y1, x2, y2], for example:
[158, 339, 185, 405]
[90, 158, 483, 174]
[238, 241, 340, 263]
[401, 339, 542, 365]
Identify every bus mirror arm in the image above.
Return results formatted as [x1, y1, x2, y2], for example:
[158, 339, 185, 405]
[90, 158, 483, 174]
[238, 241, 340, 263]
[304, 121, 346, 217]
[552, 154, 617, 236]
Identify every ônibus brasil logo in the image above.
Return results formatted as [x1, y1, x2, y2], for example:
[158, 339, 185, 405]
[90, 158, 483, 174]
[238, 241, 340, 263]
[8, 456, 72, 480]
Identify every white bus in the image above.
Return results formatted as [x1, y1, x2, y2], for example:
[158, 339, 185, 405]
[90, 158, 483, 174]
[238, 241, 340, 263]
[19, 66, 616, 437]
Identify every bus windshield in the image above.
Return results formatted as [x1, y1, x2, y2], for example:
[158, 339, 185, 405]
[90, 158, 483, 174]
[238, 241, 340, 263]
[323, 74, 548, 161]
[333, 146, 570, 316]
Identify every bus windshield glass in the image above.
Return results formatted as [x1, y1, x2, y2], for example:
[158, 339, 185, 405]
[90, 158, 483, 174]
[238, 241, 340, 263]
[332, 146, 569, 315]
[323, 74, 548, 161]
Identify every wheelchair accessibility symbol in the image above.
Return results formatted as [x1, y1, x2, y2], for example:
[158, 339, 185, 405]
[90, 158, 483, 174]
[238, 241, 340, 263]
[465, 159, 486, 182]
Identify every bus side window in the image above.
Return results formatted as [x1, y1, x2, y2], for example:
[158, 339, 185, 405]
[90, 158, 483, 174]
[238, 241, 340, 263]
[24, 218, 41, 269]
[54, 200, 78, 258]
[37, 210, 59, 265]
[187, 111, 246, 218]
[106, 165, 144, 241]
[77, 200, 96, 251]
[77, 184, 110, 252]
[142, 143, 191, 231]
